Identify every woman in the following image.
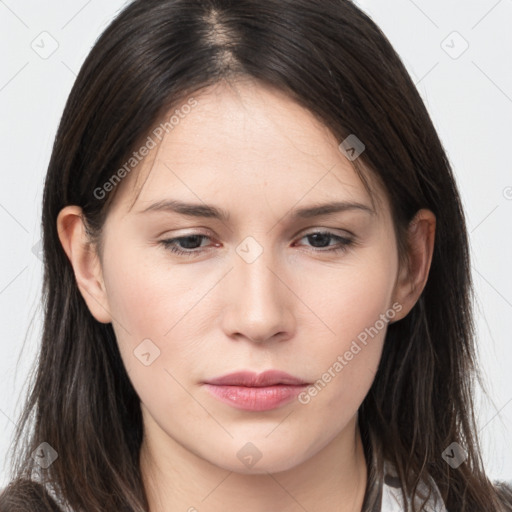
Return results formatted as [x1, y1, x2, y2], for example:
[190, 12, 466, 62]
[1, 0, 511, 510]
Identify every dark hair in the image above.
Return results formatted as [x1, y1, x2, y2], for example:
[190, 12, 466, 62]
[2, 0, 511, 511]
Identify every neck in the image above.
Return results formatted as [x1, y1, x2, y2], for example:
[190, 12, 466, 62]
[140, 414, 368, 512]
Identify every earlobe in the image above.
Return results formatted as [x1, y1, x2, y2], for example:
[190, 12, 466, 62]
[56, 206, 112, 324]
[390, 209, 436, 323]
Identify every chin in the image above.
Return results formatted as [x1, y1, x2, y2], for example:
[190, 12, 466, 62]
[208, 444, 307, 475]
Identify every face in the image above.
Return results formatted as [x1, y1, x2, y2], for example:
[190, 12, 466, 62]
[90, 79, 407, 474]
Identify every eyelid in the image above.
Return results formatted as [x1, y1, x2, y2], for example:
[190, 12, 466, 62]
[159, 227, 353, 244]
[298, 226, 355, 238]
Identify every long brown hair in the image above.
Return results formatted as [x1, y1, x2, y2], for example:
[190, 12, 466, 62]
[1, 0, 511, 510]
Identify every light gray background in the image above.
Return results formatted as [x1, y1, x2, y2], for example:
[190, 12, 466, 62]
[1, 0, 511, 487]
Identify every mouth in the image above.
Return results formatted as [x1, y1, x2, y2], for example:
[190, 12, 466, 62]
[202, 370, 309, 411]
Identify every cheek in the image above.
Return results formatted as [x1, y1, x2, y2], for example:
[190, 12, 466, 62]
[101, 247, 179, 375]
[293, 250, 397, 416]
[103, 245, 199, 339]
[295, 247, 397, 344]
[102, 246, 217, 416]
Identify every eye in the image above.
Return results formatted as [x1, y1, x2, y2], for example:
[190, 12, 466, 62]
[295, 231, 354, 254]
[159, 230, 354, 258]
[160, 234, 215, 257]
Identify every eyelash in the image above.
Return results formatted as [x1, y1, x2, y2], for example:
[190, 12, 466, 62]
[159, 231, 355, 258]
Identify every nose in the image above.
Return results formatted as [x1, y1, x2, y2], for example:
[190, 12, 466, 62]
[220, 243, 295, 344]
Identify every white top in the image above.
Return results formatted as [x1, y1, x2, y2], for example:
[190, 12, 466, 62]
[381, 461, 448, 511]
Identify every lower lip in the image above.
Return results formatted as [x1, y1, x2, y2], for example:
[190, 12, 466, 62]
[203, 384, 307, 411]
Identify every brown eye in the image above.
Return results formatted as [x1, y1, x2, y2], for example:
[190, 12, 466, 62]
[160, 234, 213, 257]
[297, 231, 354, 253]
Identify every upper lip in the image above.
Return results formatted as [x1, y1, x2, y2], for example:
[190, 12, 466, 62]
[204, 370, 309, 387]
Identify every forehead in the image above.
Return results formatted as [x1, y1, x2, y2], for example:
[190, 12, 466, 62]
[108, 79, 386, 217]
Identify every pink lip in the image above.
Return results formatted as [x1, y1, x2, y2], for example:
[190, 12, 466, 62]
[203, 370, 309, 411]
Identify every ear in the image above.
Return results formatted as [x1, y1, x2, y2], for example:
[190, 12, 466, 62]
[56, 206, 112, 324]
[390, 208, 436, 322]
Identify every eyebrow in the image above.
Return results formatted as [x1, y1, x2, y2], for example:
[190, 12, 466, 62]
[138, 199, 375, 221]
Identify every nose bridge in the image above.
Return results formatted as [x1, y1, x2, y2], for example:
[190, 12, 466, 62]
[222, 235, 293, 342]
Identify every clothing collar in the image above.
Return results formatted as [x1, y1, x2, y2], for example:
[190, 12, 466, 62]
[380, 461, 448, 512]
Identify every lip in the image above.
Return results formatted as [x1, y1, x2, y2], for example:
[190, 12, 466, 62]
[202, 370, 309, 411]
[204, 370, 309, 387]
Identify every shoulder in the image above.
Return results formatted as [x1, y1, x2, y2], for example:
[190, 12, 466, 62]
[0, 479, 65, 512]
[381, 464, 512, 511]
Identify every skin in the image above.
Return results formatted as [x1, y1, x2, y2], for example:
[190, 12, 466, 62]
[57, 78, 436, 512]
